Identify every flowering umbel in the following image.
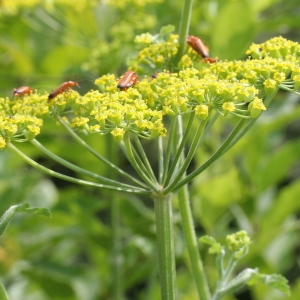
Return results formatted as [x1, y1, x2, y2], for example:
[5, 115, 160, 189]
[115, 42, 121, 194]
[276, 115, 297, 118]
[1, 36, 300, 149]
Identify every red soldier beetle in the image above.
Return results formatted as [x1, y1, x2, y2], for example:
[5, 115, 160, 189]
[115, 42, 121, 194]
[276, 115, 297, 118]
[117, 71, 138, 91]
[48, 81, 79, 100]
[187, 35, 209, 58]
[13, 86, 33, 97]
[187, 35, 217, 63]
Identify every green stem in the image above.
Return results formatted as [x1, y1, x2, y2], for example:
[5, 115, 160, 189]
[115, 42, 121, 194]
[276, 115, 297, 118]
[107, 136, 123, 300]
[225, 91, 278, 150]
[164, 112, 195, 186]
[158, 136, 164, 183]
[164, 116, 209, 194]
[178, 187, 211, 300]
[7, 143, 151, 195]
[153, 193, 176, 300]
[161, 117, 178, 184]
[122, 132, 159, 193]
[173, 118, 247, 192]
[0, 281, 10, 300]
[174, 90, 279, 192]
[57, 116, 148, 189]
[174, 0, 194, 65]
[176, 115, 211, 300]
[30, 139, 142, 191]
[132, 135, 157, 183]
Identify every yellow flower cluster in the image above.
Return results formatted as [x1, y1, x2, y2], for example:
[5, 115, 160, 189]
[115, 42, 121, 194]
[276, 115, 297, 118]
[246, 36, 300, 61]
[0, 93, 49, 149]
[131, 27, 179, 74]
[71, 76, 166, 141]
[1, 36, 300, 149]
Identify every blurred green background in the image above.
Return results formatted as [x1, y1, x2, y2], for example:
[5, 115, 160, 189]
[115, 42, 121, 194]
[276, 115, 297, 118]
[0, 0, 300, 299]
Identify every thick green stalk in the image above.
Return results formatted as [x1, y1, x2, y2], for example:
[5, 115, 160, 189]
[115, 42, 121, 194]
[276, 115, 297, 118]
[107, 136, 123, 300]
[153, 193, 176, 300]
[174, 0, 194, 65]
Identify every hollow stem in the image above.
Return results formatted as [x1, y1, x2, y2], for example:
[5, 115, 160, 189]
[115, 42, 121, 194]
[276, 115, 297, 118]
[153, 193, 176, 300]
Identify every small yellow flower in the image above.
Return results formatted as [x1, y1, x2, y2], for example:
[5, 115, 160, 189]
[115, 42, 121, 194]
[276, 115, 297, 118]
[195, 104, 209, 120]
[222, 102, 236, 112]
[264, 78, 277, 94]
[273, 72, 286, 82]
[111, 127, 125, 142]
[248, 97, 266, 118]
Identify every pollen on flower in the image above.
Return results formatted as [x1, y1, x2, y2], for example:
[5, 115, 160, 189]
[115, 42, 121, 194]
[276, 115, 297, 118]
[27, 125, 41, 135]
[110, 127, 126, 142]
[195, 104, 209, 119]
[248, 97, 266, 118]
[273, 72, 286, 82]
[71, 117, 90, 127]
[264, 78, 277, 94]
[222, 102, 236, 112]
[252, 97, 266, 110]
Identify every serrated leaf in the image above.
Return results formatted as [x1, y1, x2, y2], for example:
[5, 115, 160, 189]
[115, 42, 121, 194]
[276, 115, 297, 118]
[217, 268, 290, 298]
[0, 202, 51, 237]
[248, 272, 291, 296]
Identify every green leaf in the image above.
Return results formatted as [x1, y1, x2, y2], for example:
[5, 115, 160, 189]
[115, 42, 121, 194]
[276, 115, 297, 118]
[217, 269, 290, 298]
[248, 272, 291, 296]
[200, 235, 222, 254]
[0, 203, 51, 237]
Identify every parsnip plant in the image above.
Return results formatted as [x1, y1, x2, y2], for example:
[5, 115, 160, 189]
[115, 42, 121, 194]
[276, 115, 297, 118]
[1, 2, 299, 299]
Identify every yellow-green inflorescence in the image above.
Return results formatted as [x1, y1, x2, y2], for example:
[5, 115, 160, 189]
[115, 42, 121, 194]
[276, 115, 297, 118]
[1, 36, 300, 149]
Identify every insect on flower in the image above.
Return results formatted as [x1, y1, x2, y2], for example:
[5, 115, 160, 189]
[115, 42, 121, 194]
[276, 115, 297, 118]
[48, 81, 79, 100]
[187, 35, 217, 63]
[187, 35, 209, 58]
[117, 71, 139, 91]
[13, 86, 33, 97]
